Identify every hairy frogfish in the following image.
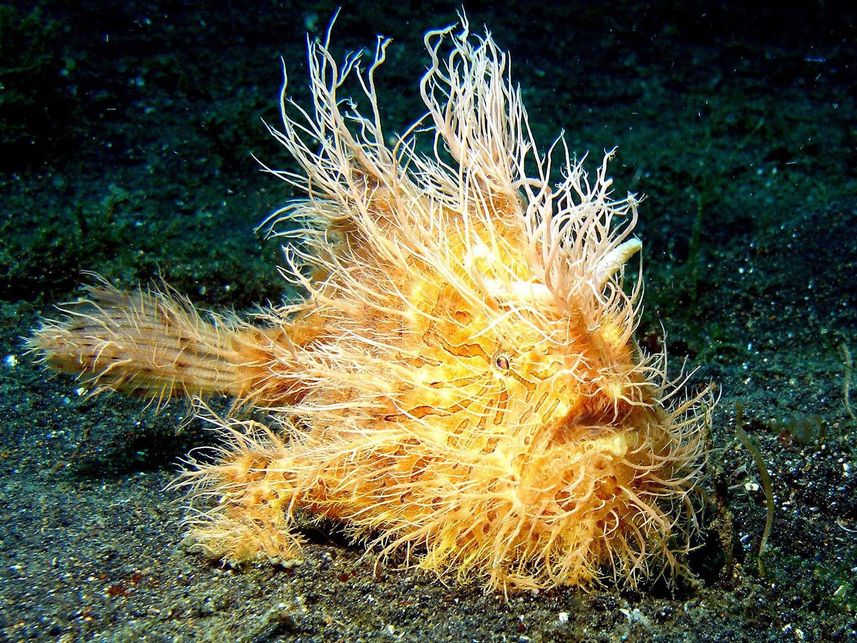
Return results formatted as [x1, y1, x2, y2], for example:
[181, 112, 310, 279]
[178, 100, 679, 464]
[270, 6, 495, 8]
[31, 18, 714, 592]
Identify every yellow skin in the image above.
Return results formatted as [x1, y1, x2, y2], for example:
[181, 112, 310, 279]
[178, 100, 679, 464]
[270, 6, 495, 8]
[32, 19, 713, 592]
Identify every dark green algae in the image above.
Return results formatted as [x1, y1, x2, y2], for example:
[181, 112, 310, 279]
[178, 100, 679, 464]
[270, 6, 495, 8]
[0, 1, 855, 640]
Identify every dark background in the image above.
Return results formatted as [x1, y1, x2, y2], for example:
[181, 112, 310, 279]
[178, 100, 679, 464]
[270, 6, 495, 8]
[1, 1, 855, 640]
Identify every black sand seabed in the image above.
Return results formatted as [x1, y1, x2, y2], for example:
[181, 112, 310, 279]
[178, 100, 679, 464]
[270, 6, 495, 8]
[1, 1, 855, 640]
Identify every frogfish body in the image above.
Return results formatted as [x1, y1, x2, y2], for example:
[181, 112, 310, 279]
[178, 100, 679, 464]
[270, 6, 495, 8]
[32, 19, 713, 592]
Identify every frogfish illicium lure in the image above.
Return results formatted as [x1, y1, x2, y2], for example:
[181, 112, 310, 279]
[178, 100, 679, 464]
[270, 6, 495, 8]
[31, 17, 714, 592]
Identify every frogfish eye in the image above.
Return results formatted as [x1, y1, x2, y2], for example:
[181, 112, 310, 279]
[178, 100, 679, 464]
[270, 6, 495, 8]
[494, 354, 511, 370]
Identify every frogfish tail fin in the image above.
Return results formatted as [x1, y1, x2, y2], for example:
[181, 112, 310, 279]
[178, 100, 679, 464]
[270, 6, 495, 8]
[28, 283, 297, 408]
